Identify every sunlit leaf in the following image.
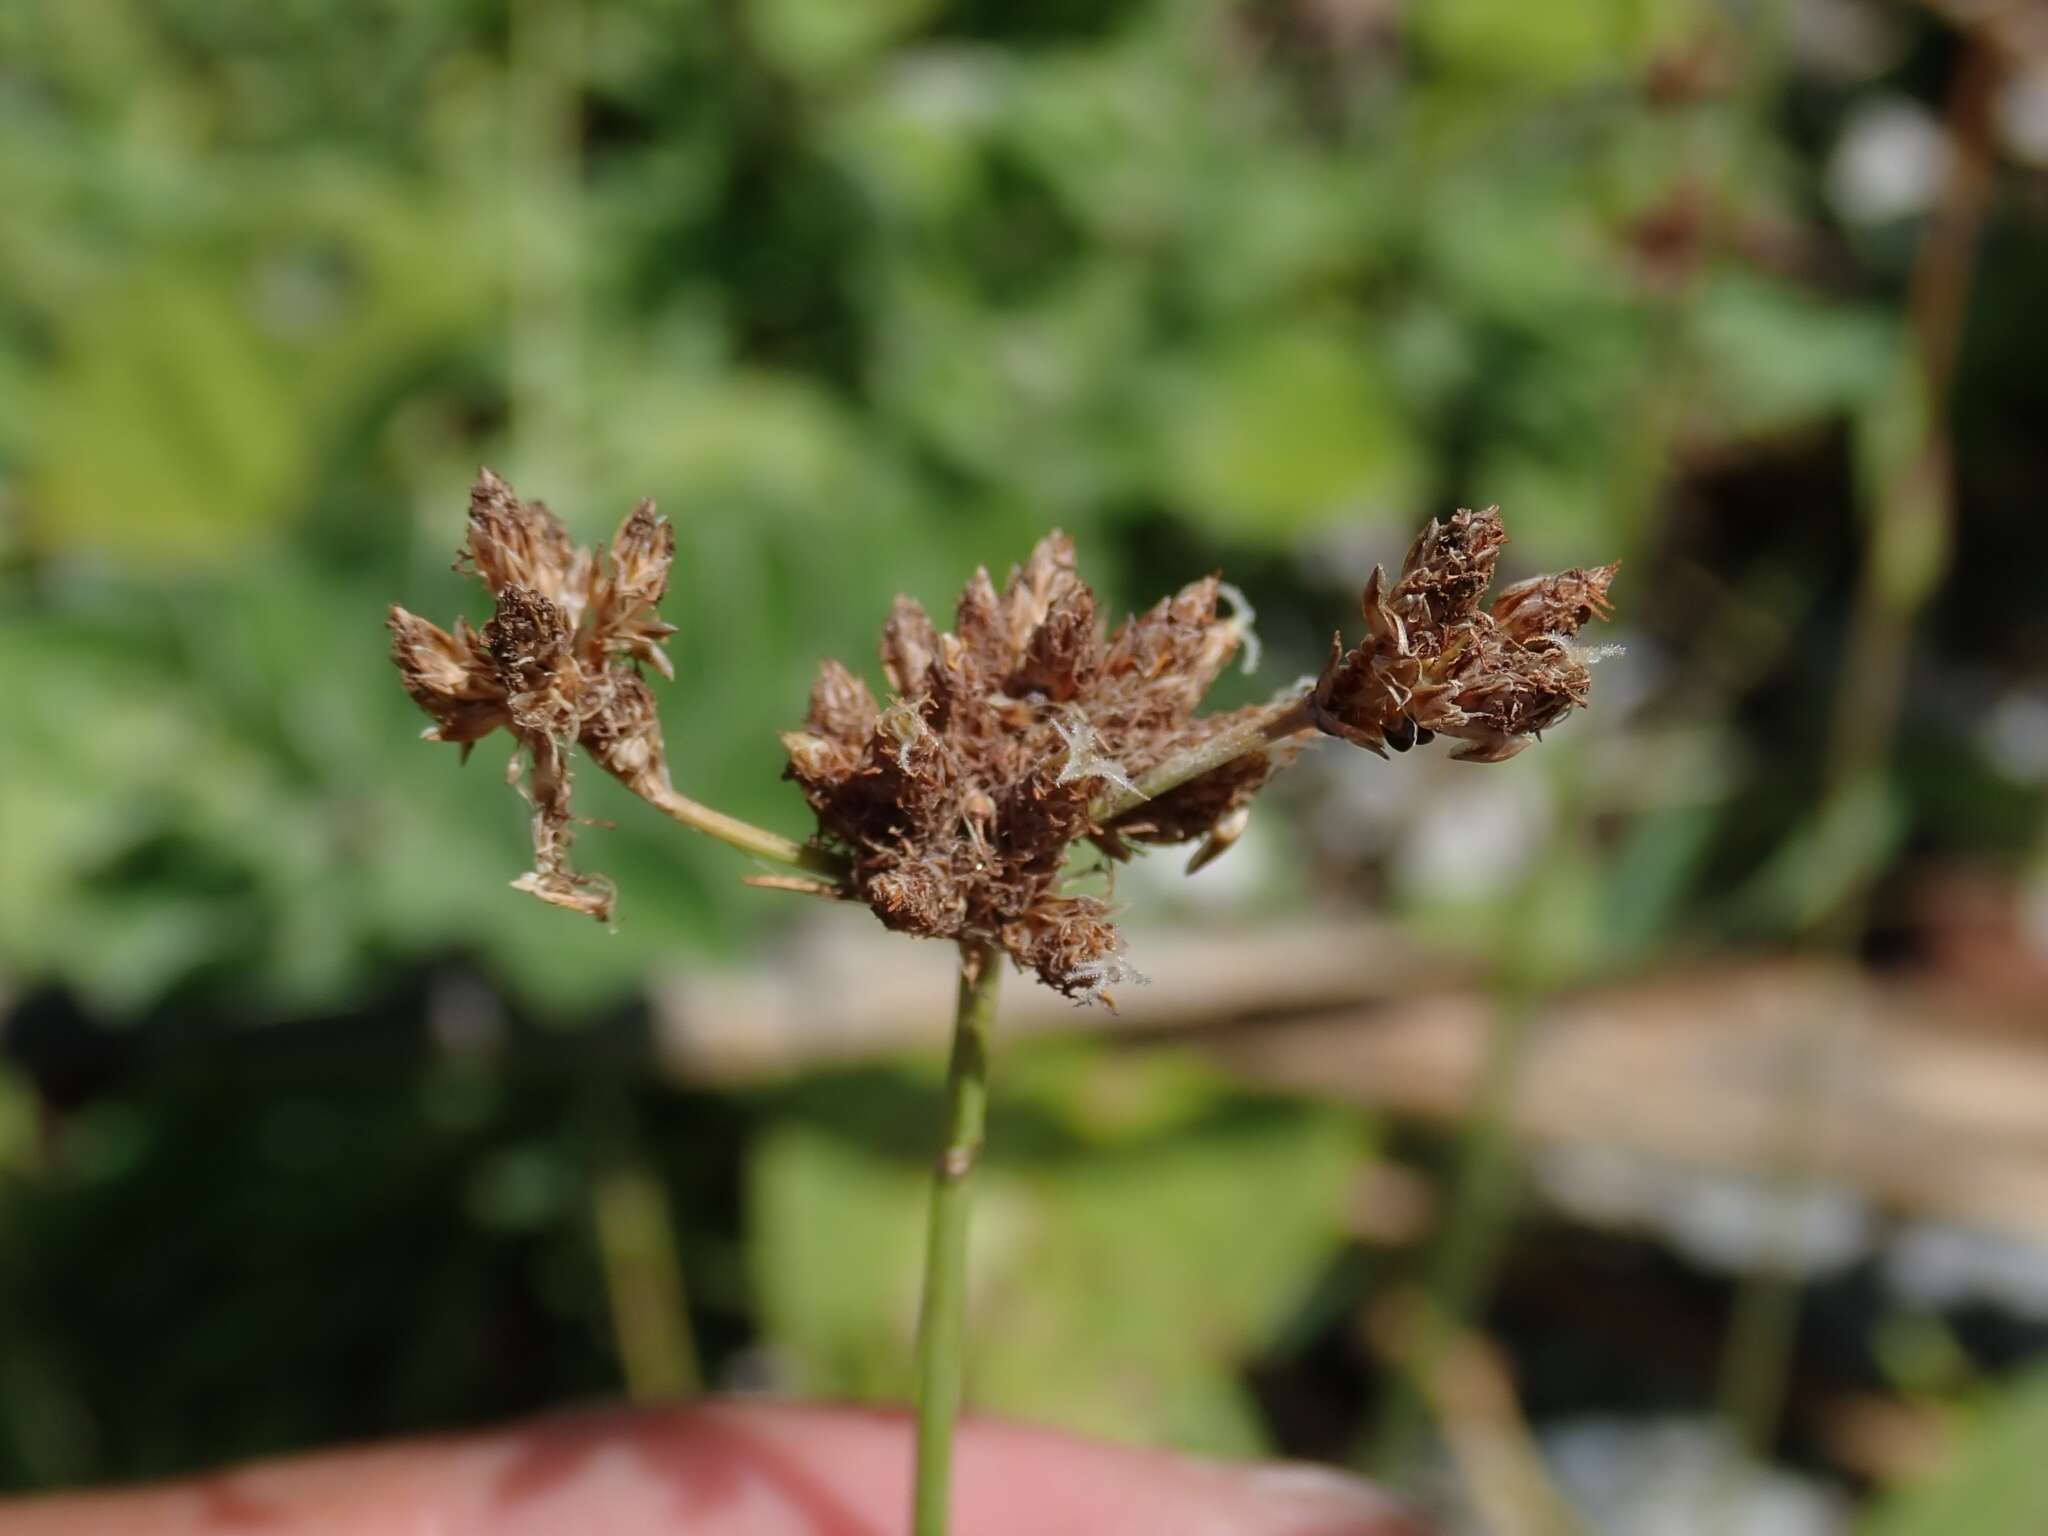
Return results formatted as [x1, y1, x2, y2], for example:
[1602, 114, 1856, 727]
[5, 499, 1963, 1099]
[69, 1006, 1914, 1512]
[1152, 323, 1423, 544]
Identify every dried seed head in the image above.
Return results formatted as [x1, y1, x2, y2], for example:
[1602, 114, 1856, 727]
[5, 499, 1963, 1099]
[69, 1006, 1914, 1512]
[880, 596, 940, 696]
[484, 585, 578, 737]
[579, 670, 669, 798]
[590, 501, 680, 680]
[1490, 563, 1621, 643]
[1395, 506, 1508, 629]
[465, 469, 589, 614]
[388, 607, 508, 753]
[388, 470, 686, 916]
[786, 533, 1282, 999]
[396, 479, 1616, 955]
[1311, 507, 1618, 763]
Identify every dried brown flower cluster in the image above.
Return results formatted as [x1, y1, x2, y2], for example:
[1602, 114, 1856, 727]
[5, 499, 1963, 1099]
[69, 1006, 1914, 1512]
[388, 470, 680, 920]
[388, 479, 1619, 999]
[1310, 506, 1619, 765]
[782, 535, 1284, 999]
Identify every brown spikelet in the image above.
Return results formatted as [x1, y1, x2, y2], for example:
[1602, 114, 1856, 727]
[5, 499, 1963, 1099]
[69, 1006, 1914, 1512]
[387, 469, 688, 917]
[784, 532, 1272, 1000]
[591, 501, 680, 680]
[1311, 507, 1619, 763]
[464, 469, 589, 613]
[881, 597, 941, 696]
[1490, 563, 1621, 643]
[388, 607, 509, 754]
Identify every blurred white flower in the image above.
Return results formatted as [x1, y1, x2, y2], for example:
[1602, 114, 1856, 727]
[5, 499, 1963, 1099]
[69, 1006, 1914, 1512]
[1887, 1223, 2048, 1320]
[1827, 98, 1948, 224]
[1981, 688, 2048, 782]
[1393, 766, 1551, 900]
[1542, 1418, 1849, 1536]
[1996, 67, 2048, 167]
[1665, 1174, 1873, 1278]
[1535, 1148, 1874, 1279]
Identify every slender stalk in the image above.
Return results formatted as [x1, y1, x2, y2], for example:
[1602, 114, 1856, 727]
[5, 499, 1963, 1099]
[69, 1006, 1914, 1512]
[632, 776, 848, 879]
[1369, 992, 1535, 1483]
[1714, 1232, 1803, 1456]
[1380, 1294, 1591, 1536]
[910, 942, 1003, 1536]
[592, 1156, 702, 1401]
[1709, 36, 1998, 1470]
[1090, 691, 1314, 824]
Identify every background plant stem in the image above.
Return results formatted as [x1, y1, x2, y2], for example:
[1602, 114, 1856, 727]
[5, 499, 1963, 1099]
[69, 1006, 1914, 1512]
[1368, 992, 1535, 1484]
[910, 942, 1002, 1536]
[592, 1155, 701, 1402]
[1710, 32, 1999, 1470]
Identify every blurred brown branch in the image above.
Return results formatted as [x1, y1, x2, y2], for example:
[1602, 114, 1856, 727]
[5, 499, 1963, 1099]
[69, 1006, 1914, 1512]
[655, 927, 2048, 1246]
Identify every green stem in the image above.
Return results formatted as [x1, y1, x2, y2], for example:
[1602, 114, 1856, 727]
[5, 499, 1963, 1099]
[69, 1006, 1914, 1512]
[1090, 691, 1314, 825]
[911, 942, 1002, 1536]
[634, 776, 847, 878]
[592, 1156, 702, 1401]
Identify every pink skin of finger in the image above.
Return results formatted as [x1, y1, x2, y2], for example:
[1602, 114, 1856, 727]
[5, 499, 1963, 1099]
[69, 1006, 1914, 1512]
[0, 1401, 1432, 1536]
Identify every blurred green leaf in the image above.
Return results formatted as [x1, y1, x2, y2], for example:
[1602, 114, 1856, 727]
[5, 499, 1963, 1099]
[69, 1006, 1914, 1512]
[751, 1044, 1371, 1453]
[1416, 0, 1692, 88]
[30, 268, 306, 564]
[1862, 1367, 2048, 1536]
[1691, 276, 1900, 442]
[1153, 322, 1422, 544]
[744, 0, 946, 81]
[1734, 772, 1907, 935]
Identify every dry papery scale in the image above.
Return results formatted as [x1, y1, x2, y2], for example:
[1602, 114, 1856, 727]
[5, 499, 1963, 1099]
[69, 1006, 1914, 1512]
[388, 471, 1616, 1536]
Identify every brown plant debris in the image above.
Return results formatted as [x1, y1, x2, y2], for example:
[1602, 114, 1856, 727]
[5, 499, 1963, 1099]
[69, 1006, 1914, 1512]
[388, 469, 682, 920]
[783, 533, 1290, 1001]
[1310, 506, 1620, 765]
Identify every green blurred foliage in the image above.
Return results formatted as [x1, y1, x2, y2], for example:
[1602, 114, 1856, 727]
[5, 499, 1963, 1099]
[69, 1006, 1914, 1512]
[1862, 1367, 2048, 1536]
[753, 1045, 1369, 1454]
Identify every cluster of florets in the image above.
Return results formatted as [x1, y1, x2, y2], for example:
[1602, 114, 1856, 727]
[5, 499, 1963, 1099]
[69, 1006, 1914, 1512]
[387, 470, 679, 920]
[1311, 506, 1619, 764]
[390, 476, 1618, 998]
[782, 533, 1283, 998]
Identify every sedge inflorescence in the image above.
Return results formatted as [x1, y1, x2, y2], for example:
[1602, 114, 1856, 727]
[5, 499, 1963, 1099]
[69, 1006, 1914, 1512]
[387, 470, 680, 920]
[782, 532, 1288, 998]
[389, 474, 1618, 998]
[1310, 506, 1620, 765]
